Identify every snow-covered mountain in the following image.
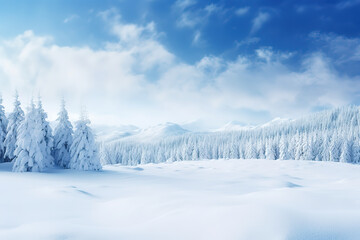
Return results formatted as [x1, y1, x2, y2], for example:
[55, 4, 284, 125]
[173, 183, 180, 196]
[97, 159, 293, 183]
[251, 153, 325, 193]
[215, 121, 255, 132]
[93, 124, 140, 142]
[124, 122, 189, 142]
[215, 118, 292, 132]
[95, 122, 189, 143]
[94, 118, 293, 143]
[180, 119, 213, 132]
[260, 117, 292, 128]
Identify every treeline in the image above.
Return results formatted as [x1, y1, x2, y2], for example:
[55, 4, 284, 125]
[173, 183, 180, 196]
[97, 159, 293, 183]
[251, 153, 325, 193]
[0, 93, 101, 172]
[101, 106, 360, 165]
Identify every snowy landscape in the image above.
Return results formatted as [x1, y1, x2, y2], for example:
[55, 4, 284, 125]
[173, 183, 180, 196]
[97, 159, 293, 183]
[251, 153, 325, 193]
[1, 159, 360, 239]
[0, 94, 359, 239]
[1, 0, 360, 239]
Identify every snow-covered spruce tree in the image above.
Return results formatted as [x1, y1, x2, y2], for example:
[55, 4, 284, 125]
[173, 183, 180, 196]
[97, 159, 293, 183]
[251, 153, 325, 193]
[279, 135, 288, 160]
[0, 96, 8, 163]
[352, 141, 360, 163]
[4, 92, 24, 162]
[53, 99, 73, 168]
[36, 97, 54, 167]
[329, 135, 341, 162]
[69, 111, 102, 171]
[12, 101, 47, 172]
[340, 140, 352, 163]
[265, 140, 276, 160]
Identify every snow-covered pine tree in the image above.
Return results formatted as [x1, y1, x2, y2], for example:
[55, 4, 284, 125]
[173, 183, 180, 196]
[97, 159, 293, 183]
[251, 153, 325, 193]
[294, 133, 302, 160]
[69, 110, 102, 171]
[329, 134, 341, 162]
[0, 96, 8, 163]
[53, 99, 73, 168]
[352, 141, 360, 163]
[4, 92, 24, 162]
[257, 141, 266, 159]
[340, 140, 352, 163]
[265, 139, 276, 160]
[36, 97, 54, 167]
[279, 135, 288, 160]
[245, 141, 257, 159]
[13, 100, 47, 172]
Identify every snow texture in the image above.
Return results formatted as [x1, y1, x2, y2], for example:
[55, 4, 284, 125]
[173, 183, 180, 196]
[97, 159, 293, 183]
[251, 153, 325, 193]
[1, 159, 360, 239]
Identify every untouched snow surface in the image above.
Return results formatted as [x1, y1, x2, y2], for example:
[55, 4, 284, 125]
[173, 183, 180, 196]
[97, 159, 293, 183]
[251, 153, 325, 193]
[1, 159, 360, 239]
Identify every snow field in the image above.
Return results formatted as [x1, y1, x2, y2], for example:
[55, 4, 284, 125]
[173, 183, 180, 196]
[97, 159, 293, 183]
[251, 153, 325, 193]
[1, 159, 360, 239]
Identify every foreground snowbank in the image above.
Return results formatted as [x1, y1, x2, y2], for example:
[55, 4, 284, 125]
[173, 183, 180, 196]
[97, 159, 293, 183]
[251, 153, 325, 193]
[1, 159, 360, 239]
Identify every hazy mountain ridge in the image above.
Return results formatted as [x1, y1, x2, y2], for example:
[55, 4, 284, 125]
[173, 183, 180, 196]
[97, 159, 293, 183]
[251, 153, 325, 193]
[95, 118, 294, 143]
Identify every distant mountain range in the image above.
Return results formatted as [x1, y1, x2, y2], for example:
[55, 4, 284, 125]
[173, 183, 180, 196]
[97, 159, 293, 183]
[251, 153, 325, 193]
[93, 118, 292, 143]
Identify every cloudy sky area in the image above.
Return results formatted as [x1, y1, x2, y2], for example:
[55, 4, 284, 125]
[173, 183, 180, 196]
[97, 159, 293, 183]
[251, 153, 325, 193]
[0, 0, 360, 128]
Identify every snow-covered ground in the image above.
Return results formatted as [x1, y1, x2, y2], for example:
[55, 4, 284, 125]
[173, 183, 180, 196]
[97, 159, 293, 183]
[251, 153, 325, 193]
[1, 159, 360, 240]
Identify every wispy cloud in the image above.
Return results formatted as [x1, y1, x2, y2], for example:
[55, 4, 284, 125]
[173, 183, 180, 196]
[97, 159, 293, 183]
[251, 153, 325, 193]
[251, 12, 270, 34]
[235, 7, 250, 16]
[310, 31, 360, 68]
[336, 0, 360, 9]
[192, 30, 202, 45]
[173, 0, 196, 11]
[204, 4, 222, 15]
[174, 2, 223, 28]
[63, 14, 79, 23]
[235, 37, 260, 48]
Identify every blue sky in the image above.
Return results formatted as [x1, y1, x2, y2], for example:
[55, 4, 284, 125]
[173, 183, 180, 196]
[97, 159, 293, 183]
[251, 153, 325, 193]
[0, 0, 359, 128]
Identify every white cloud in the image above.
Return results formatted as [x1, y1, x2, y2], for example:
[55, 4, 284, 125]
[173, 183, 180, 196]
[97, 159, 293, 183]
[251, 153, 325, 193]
[235, 7, 250, 16]
[0, 10, 358, 128]
[310, 32, 360, 64]
[251, 12, 270, 34]
[63, 14, 79, 23]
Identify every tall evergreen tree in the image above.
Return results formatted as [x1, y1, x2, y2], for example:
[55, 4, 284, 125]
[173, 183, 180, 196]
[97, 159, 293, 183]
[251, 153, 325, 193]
[352, 141, 360, 163]
[13, 100, 47, 172]
[53, 99, 73, 168]
[4, 92, 24, 162]
[279, 135, 288, 160]
[69, 111, 102, 171]
[265, 140, 276, 160]
[0, 96, 8, 163]
[36, 97, 54, 167]
[329, 135, 341, 162]
[340, 140, 352, 163]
